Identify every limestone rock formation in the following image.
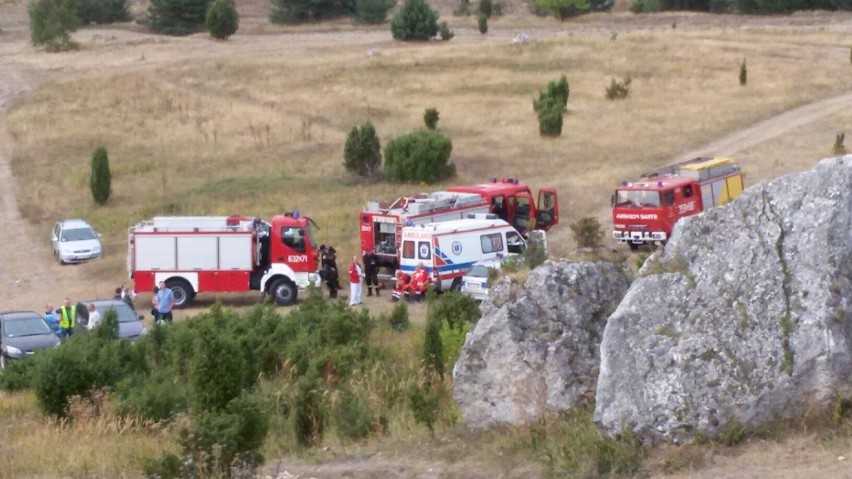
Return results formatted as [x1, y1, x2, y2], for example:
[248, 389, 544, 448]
[594, 155, 852, 444]
[453, 260, 632, 429]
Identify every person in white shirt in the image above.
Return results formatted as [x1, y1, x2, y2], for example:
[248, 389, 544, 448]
[86, 303, 101, 331]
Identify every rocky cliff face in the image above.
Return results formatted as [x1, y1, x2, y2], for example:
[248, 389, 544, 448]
[594, 155, 852, 444]
[453, 260, 632, 429]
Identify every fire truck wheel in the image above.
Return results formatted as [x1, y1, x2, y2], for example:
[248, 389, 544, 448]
[628, 243, 640, 251]
[270, 278, 298, 306]
[450, 277, 462, 292]
[166, 278, 194, 308]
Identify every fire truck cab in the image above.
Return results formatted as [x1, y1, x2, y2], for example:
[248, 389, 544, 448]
[447, 178, 559, 235]
[128, 213, 321, 307]
[612, 157, 744, 249]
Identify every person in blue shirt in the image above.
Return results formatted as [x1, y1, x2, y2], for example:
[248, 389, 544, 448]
[43, 304, 61, 336]
[156, 281, 175, 323]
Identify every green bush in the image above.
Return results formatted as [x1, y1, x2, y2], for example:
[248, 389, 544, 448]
[386, 302, 411, 332]
[190, 323, 247, 411]
[383, 130, 455, 184]
[423, 108, 439, 129]
[292, 375, 325, 446]
[439, 321, 470, 369]
[28, 0, 79, 50]
[422, 316, 444, 380]
[570, 217, 604, 249]
[354, 0, 396, 24]
[115, 370, 188, 422]
[477, 13, 487, 33]
[270, 0, 346, 23]
[206, 0, 239, 39]
[429, 291, 481, 331]
[537, 103, 563, 137]
[524, 232, 548, 268]
[33, 311, 143, 417]
[605, 76, 631, 100]
[390, 0, 439, 41]
[533, 0, 590, 20]
[147, 0, 211, 35]
[479, 0, 493, 16]
[534, 75, 569, 112]
[333, 388, 375, 440]
[343, 122, 382, 177]
[90, 146, 111, 205]
[179, 394, 269, 475]
[438, 21, 454, 40]
[739, 59, 747, 86]
[0, 357, 38, 392]
[76, 0, 130, 24]
[406, 383, 440, 433]
[630, 0, 661, 11]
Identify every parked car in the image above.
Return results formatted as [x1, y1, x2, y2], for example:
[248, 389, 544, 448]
[0, 311, 61, 370]
[460, 256, 514, 302]
[82, 300, 147, 341]
[51, 219, 103, 264]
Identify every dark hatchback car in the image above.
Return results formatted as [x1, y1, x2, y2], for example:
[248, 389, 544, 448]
[82, 300, 147, 342]
[0, 311, 61, 370]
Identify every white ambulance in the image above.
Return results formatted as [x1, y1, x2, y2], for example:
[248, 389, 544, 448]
[399, 216, 527, 292]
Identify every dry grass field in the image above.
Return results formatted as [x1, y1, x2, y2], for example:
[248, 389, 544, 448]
[1, 0, 852, 477]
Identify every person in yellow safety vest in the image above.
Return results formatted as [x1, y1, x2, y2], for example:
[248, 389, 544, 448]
[57, 297, 77, 338]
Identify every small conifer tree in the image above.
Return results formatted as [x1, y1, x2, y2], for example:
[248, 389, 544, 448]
[739, 59, 747, 86]
[423, 108, 439, 129]
[90, 146, 112, 205]
[206, 0, 239, 39]
[477, 13, 487, 33]
[343, 122, 382, 177]
[479, 0, 492, 17]
[422, 316, 444, 381]
[833, 132, 847, 156]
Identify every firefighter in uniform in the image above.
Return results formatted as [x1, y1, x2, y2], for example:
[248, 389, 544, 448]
[57, 297, 77, 338]
[362, 249, 382, 297]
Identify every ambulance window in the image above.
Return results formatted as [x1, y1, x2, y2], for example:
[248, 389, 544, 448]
[663, 190, 675, 205]
[402, 241, 415, 259]
[418, 242, 431, 260]
[481, 233, 503, 254]
[281, 227, 305, 252]
[683, 185, 693, 198]
[506, 231, 524, 254]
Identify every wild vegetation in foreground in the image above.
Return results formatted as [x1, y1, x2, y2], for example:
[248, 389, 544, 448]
[2, 287, 851, 479]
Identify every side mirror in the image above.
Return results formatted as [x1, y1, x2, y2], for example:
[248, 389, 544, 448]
[611, 194, 616, 207]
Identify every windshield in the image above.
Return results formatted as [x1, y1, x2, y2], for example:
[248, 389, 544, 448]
[4, 316, 52, 337]
[614, 190, 661, 208]
[95, 304, 138, 323]
[468, 265, 492, 277]
[61, 227, 97, 241]
[306, 223, 318, 250]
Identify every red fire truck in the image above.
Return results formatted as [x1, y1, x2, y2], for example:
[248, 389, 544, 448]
[612, 157, 744, 250]
[128, 213, 321, 307]
[359, 179, 559, 274]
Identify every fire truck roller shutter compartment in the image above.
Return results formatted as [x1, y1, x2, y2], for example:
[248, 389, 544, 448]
[136, 236, 176, 270]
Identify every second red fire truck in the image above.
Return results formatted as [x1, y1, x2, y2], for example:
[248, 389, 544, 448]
[612, 157, 744, 249]
[359, 179, 559, 275]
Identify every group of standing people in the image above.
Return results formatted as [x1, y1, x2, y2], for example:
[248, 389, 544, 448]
[42, 284, 137, 338]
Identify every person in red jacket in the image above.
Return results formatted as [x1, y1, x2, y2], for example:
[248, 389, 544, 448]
[409, 263, 431, 303]
[391, 270, 411, 302]
[348, 256, 363, 306]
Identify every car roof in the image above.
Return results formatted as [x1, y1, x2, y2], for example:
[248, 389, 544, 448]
[84, 299, 131, 307]
[471, 257, 510, 268]
[0, 311, 44, 321]
[58, 218, 93, 229]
